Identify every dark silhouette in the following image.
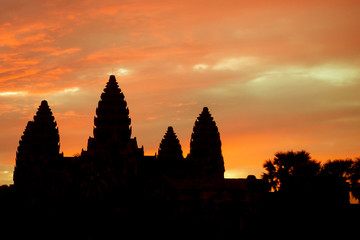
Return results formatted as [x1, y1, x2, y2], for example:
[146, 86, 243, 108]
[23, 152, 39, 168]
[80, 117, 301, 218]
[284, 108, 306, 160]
[188, 107, 225, 180]
[13, 100, 61, 203]
[3, 75, 360, 237]
[158, 126, 183, 160]
[156, 126, 186, 178]
[350, 158, 360, 201]
[321, 158, 360, 202]
[262, 150, 321, 192]
[261, 151, 360, 236]
[321, 159, 353, 178]
[85, 74, 141, 180]
[5, 75, 265, 238]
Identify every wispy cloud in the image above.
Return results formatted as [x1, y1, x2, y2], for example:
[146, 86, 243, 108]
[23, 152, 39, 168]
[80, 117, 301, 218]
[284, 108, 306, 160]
[212, 57, 259, 71]
[58, 87, 80, 94]
[0, 91, 28, 97]
[193, 64, 209, 71]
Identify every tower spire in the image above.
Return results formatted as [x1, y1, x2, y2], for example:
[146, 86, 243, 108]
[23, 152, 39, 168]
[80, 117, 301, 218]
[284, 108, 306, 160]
[32, 100, 60, 157]
[158, 126, 183, 160]
[14, 100, 60, 190]
[86, 75, 140, 177]
[189, 107, 224, 179]
[89, 75, 132, 151]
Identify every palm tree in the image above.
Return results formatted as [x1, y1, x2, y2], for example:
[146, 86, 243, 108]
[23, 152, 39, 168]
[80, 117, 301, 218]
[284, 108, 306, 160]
[262, 160, 278, 192]
[321, 159, 353, 179]
[262, 150, 320, 192]
[350, 158, 360, 202]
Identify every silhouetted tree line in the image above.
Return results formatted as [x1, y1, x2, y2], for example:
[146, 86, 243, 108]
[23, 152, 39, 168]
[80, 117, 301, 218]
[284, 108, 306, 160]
[260, 150, 360, 235]
[262, 150, 360, 202]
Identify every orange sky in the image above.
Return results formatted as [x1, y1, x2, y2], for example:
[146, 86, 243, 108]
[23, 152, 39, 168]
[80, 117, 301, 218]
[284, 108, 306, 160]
[1, 0, 360, 184]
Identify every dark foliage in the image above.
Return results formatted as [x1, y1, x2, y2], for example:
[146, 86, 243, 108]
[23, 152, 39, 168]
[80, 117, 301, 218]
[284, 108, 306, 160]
[261, 151, 360, 236]
[262, 150, 320, 192]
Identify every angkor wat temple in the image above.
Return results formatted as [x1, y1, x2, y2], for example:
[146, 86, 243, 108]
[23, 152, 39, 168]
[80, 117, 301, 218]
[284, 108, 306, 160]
[9, 75, 266, 238]
[2, 75, 359, 238]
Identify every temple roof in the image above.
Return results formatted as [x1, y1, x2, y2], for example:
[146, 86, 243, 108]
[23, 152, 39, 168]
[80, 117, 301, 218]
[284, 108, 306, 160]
[190, 107, 223, 163]
[34, 100, 56, 125]
[189, 107, 224, 179]
[92, 75, 132, 146]
[158, 126, 183, 160]
[190, 107, 221, 152]
[16, 100, 60, 162]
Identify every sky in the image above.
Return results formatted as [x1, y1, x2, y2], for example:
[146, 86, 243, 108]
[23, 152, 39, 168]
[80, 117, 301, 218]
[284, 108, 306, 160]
[1, 0, 360, 184]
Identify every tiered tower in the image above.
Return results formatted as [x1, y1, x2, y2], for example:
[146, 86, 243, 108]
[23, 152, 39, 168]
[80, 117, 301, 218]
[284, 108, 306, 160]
[88, 75, 131, 150]
[86, 75, 142, 176]
[157, 126, 185, 178]
[13, 76, 226, 194]
[13, 100, 60, 192]
[158, 126, 183, 160]
[189, 107, 224, 180]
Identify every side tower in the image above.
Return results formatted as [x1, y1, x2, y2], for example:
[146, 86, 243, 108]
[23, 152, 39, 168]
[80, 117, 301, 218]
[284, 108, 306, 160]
[14, 100, 60, 192]
[86, 75, 142, 177]
[158, 126, 183, 161]
[189, 107, 224, 180]
[157, 126, 185, 178]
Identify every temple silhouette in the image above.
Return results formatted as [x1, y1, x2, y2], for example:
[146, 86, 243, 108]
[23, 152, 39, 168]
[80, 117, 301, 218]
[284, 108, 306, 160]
[2, 74, 359, 238]
[10, 75, 265, 238]
[14, 75, 228, 187]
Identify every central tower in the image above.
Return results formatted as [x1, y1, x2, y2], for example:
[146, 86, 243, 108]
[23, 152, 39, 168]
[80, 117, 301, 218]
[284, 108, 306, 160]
[89, 75, 131, 150]
[86, 75, 142, 177]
